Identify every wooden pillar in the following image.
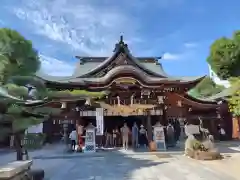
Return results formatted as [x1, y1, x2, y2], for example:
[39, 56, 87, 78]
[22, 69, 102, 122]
[238, 117, 240, 139]
[162, 107, 168, 126]
[146, 112, 152, 142]
[210, 119, 218, 140]
[232, 116, 240, 139]
[159, 114, 164, 125]
[76, 117, 84, 148]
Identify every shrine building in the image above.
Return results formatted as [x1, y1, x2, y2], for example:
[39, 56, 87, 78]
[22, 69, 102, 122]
[37, 36, 232, 141]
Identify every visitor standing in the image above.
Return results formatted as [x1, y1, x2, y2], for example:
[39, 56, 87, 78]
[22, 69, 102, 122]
[112, 129, 117, 147]
[139, 125, 148, 148]
[115, 127, 121, 146]
[121, 123, 130, 150]
[105, 129, 112, 148]
[219, 126, 226, 141]
[173, 119, 181, 142]
[69, 129, 77, 151]
[132, 122, 139, 148]
[167, 123, 175, 147]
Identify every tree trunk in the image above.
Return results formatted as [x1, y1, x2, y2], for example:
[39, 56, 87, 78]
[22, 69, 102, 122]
[14, 132, 23, 160]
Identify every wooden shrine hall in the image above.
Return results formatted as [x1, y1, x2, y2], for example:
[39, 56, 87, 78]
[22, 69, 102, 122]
[37, 36, 232, 140]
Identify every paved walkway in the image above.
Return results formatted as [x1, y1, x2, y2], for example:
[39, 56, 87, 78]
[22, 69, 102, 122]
[30, 152, 237, 180]
[197, 153, 240, 180]
[0, 144, 65, 166]
[1, 143, 239, 180]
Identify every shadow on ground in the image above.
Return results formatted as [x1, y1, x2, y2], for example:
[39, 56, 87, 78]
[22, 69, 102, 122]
[32, 150, 168, 180]
[216, 141, 240, 154]
[132, 145, 183, 153]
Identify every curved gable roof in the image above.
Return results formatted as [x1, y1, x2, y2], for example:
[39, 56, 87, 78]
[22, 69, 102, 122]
[76, 37, 167, 78]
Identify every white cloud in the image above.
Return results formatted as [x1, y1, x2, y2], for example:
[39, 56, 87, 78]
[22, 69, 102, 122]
[8, 0, 190, 75]
[162, 52, 183, 60]
[11, 0, 141, 56]
[184, 42, 197, 48]
[39, 54, 74, 76]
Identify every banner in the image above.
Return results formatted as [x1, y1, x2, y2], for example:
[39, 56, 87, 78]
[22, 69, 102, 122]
[185, 124, 200, 136]
[26, 123, 43, 133]
[96, 108, 104, 135]
[154, 126, 166, 150]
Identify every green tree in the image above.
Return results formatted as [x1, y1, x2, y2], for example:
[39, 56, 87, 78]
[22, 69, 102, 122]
[0, 88, 60, 160]
[191, 77, 225, 98]
[228, 77, 240, 116]
[0, 28, 60, 160]
[0, 28, 40, 83]
[207, 31, 240, 80]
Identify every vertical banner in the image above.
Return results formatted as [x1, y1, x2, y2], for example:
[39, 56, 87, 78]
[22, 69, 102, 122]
[96, 108, 104, 135]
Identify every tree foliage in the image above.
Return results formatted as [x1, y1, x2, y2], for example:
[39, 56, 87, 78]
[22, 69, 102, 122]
[0, 28, 61, 137]
[207, 31, 240, 80]
[0, 28, 41, 83]
[190, 77, 225, 98]
[228, 77, 240, 116]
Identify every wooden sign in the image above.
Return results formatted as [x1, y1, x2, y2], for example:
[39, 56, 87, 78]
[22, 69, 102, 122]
[185, 124, 200, 136]
[114, 78, 137, 84]
[153, 126, 166, 150]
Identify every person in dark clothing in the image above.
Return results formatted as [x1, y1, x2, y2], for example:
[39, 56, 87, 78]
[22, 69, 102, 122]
[105, 128, 113, 147]
[112, 129, 117, 147]
[69, 129, 77, 151]
[173, 119, 181, 142]
[139, 125, 148, 147]
[164, 126, 168, 144]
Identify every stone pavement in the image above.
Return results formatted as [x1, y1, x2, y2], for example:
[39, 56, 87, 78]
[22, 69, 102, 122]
[1, 143, 240, 180]
[197, 153, 240, 180]
[0, 144, 65, 166]
[33, 152, 239, 180]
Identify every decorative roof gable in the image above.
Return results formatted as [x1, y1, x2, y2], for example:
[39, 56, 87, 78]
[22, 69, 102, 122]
[75, 36, 167, 78]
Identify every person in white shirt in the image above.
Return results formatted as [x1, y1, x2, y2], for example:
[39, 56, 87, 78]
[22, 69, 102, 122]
[219, 127, 226, 141]
[69, 129, 77, 151]
[121, 123, 130, 150]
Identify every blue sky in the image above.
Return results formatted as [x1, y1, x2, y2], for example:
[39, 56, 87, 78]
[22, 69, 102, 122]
[1, 0, 240, 76]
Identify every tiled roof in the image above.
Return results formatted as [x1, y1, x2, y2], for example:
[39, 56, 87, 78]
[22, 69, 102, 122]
[204, 84, 240, 101]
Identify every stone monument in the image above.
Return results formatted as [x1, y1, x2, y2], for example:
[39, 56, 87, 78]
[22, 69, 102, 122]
[84, 123, 96, 153]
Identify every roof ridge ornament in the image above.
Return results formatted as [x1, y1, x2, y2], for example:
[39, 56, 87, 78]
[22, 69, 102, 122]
[119, 35, 124, 44]
[113, 35, 128, 52]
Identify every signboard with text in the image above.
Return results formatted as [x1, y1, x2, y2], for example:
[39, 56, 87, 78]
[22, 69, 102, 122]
[185, 124, 200, 136]
[153, 126, 166, 150]
[96, 108, 104, 135]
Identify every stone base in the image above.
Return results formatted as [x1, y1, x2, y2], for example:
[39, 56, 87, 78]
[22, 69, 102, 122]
[185, 149, 222, 160]
[194, 150, 222, 160]
[0, 160, 33, 180]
